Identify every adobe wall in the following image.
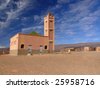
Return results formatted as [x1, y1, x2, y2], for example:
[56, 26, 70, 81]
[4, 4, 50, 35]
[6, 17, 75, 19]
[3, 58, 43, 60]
[18, 34, 49, 50]
[10, 34, 19, 55]
[96, 47, 100, 52]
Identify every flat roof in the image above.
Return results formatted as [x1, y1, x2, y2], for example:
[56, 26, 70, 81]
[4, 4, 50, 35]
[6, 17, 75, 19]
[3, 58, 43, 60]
[18, 33, 48, 37]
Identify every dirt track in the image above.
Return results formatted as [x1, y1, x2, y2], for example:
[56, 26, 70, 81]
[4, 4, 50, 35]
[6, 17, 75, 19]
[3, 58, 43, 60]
[0, 52, 100, 75]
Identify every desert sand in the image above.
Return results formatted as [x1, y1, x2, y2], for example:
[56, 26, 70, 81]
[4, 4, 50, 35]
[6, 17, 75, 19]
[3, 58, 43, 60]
[0, 52, 100, 75]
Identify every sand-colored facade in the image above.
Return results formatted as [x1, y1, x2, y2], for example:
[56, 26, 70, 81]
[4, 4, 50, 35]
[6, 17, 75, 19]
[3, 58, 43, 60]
[10, 34, 19, 55]
[96, 47, 100, 52]
[84, 47, 91, 51]
[44, 13, 55, 52]
[10, 13, 55, 55]
[10, 34, 49, 55]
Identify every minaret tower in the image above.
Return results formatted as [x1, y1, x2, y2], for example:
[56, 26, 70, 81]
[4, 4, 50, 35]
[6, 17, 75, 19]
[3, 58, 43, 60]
[44, 13, 55, 52]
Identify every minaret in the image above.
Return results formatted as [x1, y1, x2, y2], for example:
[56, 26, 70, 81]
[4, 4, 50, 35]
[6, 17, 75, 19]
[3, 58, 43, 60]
[44, 13, 55, 52]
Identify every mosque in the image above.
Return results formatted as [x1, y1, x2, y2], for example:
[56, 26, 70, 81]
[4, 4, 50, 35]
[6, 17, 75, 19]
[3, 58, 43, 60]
[10, 13, 55, 55]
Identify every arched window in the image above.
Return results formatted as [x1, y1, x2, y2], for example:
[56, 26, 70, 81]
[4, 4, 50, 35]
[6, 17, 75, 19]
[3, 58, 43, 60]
[21, 44, 24, 49]
[44, 45, 47, 49]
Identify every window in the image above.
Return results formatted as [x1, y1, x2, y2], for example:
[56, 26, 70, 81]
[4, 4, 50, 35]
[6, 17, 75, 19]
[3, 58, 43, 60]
[50, 29, 53, 31]
[40, 45, 43, 47]
[21, 44, 24, 48]
[44, 45, 47, 49]
[49, 20, 53, 28]
[50, 20, 53, 22]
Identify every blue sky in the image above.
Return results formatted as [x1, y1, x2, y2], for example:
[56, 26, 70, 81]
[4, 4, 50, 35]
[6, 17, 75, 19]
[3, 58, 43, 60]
[0, 0, 100, 47]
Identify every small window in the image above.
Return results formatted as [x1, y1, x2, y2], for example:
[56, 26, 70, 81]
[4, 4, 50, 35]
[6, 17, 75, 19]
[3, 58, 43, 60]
[21, 44, 24, 48]
[49, 41, 53, 43]
[40, 45, 43, 47]
[50, 29, 53, 31]
[50, 20, 53, 22]
[44, 45, 47, 49]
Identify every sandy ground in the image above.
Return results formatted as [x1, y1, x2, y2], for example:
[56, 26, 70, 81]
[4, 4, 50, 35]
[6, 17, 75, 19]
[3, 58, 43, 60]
[0, 52, 100, 75]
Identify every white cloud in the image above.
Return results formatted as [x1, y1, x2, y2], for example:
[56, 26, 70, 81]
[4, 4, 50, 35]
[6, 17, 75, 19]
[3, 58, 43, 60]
[55, 4, 62, 9]
[85, 31, 96, 37]
[22, 25, 43, 34]
[0, 0, 11, 10]
[0, 0, 100, 44]
[34, 25, 43, 29]
[89, 8, 100, 17]
[68, 0, 98, 21]
[0, 0, 30, 29]
[69, 0, 96, 13]
[48, 0, 69, 12]
[51, 0, 100, 43]
[22, 27, 33, 32]
[79, 9, 99, 31]
[6, 0, 10, 3]
[34, 15, 40, 21]
[66, 30, 76, 35]
[15, 0, 29, 11]
[66, 0, 99, 32]
[57, 0, 70, 4]
[80, 16, 97, 26]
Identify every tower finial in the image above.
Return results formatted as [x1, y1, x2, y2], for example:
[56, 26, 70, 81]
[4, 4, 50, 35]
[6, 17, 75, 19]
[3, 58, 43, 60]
[48, 12, 53, 16]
